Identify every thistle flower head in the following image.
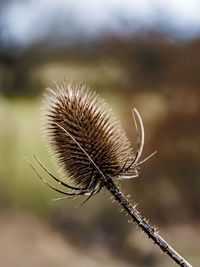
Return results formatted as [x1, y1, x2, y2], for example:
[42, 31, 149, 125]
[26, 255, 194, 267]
[44, 82, 134, 189]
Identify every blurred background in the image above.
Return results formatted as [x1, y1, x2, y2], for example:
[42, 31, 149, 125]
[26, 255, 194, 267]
[0, 0, 200, 266]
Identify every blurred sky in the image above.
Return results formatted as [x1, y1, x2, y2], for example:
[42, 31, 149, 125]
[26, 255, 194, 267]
[0, 0, 200, 52]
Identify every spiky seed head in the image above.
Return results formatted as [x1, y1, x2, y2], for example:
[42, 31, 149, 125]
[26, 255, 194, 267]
[43, 82, 134, 188]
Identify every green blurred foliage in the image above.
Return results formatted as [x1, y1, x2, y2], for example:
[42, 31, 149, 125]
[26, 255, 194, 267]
[0, 37, 200, 266]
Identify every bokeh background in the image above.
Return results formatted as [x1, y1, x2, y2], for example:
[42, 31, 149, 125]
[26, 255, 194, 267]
[0, 1, 200, 266]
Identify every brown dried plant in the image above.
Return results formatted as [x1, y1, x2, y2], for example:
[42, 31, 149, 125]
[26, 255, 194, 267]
[27, 82, 192, 267]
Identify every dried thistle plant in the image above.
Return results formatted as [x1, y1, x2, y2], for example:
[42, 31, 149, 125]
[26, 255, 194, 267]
[27, 82, 192, 267]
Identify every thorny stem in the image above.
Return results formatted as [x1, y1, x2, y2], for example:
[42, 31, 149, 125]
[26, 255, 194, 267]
[105, 178, 192, 267]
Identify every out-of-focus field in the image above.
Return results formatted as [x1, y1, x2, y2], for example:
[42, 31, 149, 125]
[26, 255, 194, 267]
[1, 37, 200, 266]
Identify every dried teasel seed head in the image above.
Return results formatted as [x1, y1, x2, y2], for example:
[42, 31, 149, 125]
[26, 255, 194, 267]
[28, 84, 191, 267]
[43, 82, 134, 189]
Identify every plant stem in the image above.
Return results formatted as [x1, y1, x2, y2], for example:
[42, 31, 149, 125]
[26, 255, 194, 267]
[105, 178, 192, 267]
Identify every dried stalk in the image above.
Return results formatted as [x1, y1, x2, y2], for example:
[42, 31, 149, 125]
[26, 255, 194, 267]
[105, 177, 192, 267]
